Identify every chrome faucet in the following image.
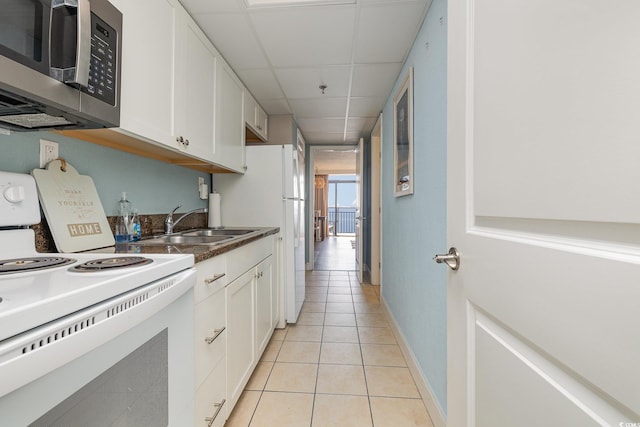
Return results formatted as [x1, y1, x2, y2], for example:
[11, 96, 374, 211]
[164, 204, 208, 234]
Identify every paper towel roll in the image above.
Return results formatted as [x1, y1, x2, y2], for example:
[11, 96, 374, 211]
[208, 192, 221, 228]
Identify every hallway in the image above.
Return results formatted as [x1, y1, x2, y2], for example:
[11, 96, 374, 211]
[225, 270, 433, 426]
[313, 236, 356, 271]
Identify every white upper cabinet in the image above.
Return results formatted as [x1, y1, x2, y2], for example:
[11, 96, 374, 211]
[117, 0, 178, 148]
[214, 61, 245, 173]
[109, 0, 245, 172]
[244, 91, 268, 142]
[173, 9, 216, 162]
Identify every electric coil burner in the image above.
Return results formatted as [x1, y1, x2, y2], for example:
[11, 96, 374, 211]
[69, 256, 153, 273]
[0, 257, 76, 275]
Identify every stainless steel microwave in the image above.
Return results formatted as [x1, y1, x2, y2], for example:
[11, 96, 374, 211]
[0, 0, 122, 131]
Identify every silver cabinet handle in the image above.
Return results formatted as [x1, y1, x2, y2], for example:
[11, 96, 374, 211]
[204, 327, 225, 345]
[176, 136, 190, 147]
[433, 247, 461, 271]
[204, 399, 226, 426]
[204, 273, 225, 284]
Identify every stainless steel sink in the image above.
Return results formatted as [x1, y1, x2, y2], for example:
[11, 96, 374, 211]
[136, 234, 233, 245]
[181, 228, 257, 237]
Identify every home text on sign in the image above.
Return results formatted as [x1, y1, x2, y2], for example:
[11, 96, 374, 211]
[67, 223, 103, 237]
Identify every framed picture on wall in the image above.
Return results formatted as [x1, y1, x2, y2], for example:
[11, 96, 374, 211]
[393, 67, 414, 197]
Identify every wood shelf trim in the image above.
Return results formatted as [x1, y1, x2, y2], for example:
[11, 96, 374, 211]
[57, 128, 236, 174]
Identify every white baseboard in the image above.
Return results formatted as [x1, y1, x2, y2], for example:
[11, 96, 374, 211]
[381, 297, 447, 427]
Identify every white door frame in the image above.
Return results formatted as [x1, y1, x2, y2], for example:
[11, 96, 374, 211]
[355, 138, 364, 283]
[307, 145, 357, 271]
[370, 115, 382, 285]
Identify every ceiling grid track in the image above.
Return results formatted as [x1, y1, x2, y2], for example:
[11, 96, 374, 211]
[343, 2, 361, 142]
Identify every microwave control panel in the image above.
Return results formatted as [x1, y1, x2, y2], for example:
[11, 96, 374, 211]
[83, 13, 117, 106]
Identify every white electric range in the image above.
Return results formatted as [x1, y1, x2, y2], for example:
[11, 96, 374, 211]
[0, 171, 196, 425]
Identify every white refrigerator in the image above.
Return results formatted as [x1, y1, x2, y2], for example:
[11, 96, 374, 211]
[212, 144, 306, 324]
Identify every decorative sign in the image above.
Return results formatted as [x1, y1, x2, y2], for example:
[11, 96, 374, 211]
[32, 159, 115, 252]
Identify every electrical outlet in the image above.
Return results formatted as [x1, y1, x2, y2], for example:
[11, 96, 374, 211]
[39, 139, 59, 168]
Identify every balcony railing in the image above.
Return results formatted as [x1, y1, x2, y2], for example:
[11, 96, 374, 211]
[327, 208, 356, 235]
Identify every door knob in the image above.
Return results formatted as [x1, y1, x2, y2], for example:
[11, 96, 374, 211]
[433, 247, 460, 271]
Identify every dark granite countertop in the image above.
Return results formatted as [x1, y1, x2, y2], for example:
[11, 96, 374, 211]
[86, 227, 280, 263]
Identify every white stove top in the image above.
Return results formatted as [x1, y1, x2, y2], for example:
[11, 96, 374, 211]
[0, 172, 194, 343]
[0, 230, 194, 342]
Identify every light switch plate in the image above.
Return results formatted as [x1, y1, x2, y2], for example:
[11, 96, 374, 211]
[39, 139, 59, 168]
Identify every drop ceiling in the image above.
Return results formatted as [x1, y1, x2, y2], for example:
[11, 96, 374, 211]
[179, 0, 431, 145]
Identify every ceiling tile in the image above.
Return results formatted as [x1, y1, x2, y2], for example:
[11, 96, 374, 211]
[235, 68, 285, 100]
[194, 13, 269, 69]
[181, 0, 244, 14]
[348, 96, 385, 117]
[259, 98, 292, 114]
[274, 66, 351, 99]
[296, 117, 345, 133]
[346, 117, 378, 133]
[358, 0, 429, 4]
[249, 5, 356, 67]
[289, 98, 347, 118]
[351, 63, 403, 98]
[343, 132, 362, 142]
[354, 2, 428, 63]
[303, 131, 347, 144]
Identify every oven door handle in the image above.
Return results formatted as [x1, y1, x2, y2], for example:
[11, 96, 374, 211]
[50, 0, 91, 87]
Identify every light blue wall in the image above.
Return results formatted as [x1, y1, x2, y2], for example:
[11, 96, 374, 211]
[381, 0, 447, 415]
[0, 131, 209, 215]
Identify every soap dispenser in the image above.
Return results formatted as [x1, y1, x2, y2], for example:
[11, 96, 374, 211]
[115, 192, 132, 242]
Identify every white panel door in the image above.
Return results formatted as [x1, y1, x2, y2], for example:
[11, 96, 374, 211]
[447, 1, 640, 425]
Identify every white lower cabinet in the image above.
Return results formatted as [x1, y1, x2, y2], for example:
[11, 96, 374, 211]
[225, 268, 256, 410]
[194, 235, 278, 423]
[255, 256, 274, 357]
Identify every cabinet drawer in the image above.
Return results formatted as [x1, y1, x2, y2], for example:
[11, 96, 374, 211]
[195, 255, 227, 304]
[226, 236, 272, 281]
[195, 289, 226, 386]
[195, 360, 227, 427]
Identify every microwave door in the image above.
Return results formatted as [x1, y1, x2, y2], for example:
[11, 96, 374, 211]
[0, 0, 51, 75]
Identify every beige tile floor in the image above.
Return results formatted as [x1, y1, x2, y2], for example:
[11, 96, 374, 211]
[226, 270, 434, 427]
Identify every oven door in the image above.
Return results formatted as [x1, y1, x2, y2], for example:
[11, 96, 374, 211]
[0, 268, 196, 426]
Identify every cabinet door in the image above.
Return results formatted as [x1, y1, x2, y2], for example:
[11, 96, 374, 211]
[225, 269, 255, 410]
[244, 91, 257, 128]
[174, 12, 216, 161]
[255, 256, 273, 357]
[271, 237, 281, 328]
[214, 62, 245, 172]
[255, 104, 268, 140]
[117, 0, 177, 146]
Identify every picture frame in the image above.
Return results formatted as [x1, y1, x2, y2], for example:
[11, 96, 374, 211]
[393, 66, 414, 197]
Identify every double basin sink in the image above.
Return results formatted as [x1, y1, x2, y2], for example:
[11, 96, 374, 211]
[136, 228, 258, 246]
